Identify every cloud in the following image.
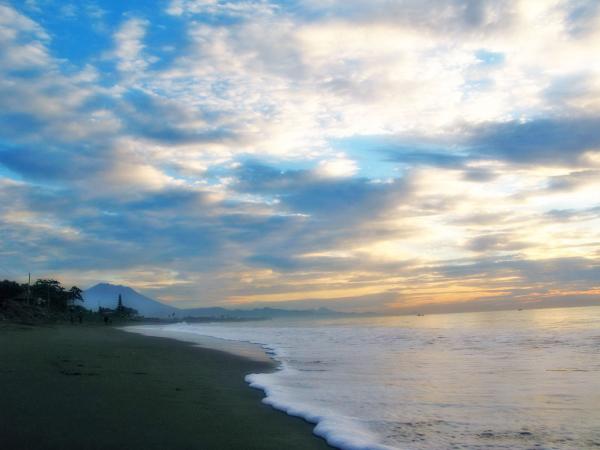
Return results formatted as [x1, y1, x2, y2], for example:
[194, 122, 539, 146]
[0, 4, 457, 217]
[1, 1, 600, 311]
[165, 0, 276, 18]
[546, 169, 600, 191]
[298, 0, 516, 33]
[113, 17, 149, 74]
[385, 149, 468, 169]
[435, 255, 600, 287]
[465, 233, 529, 253]
[232, 160, 409, 220]
[564, 0, 600, 36]
[117, 89, 236, 145]
[545, 206, 600, 222]
[461, 167, 499, 182]
[468, 116, 600, 164]
[0, 4, 50, 69]
[316, 157, 358, 178]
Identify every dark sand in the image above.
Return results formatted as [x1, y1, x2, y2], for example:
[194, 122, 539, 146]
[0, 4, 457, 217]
[0, 324, 332, 450]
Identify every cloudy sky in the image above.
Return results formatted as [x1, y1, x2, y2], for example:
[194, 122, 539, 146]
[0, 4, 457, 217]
[1, 0, 599, 312]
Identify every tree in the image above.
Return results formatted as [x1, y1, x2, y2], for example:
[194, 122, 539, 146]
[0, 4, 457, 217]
[32, 279, 67, 311]
[67, 286, 83, 308]
[0, 280, 23, 303]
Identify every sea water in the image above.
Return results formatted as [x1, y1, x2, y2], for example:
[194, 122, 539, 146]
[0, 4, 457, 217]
[128, 307, 600, 450]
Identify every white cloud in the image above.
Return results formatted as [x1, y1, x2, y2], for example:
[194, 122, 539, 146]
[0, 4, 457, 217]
[165, 0, 275, 18]
[316, 157, 358, 178]
[113, 17, 150, 74]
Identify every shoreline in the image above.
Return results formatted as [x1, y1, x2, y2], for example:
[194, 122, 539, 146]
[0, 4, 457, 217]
[126, 323, 394, 450]
[123, 324, 274, 364]
[124, 323, 385, 450]
[0, 323, 332, 450]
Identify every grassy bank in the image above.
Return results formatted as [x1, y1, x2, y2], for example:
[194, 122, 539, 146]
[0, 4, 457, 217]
[0, 324, 331, 450]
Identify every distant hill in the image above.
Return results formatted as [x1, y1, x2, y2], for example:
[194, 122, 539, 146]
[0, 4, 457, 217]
[82, 283, 179, 318]
[182, 306, 347, 319]
[83, 283, 362, 320]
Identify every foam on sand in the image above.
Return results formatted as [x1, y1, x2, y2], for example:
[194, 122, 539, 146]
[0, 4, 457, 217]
[124, 322, 393, 450]
[245, 372, 395, 450]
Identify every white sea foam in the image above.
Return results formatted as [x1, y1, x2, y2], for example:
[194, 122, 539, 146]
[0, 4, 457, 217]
[126, 307, 600, 450]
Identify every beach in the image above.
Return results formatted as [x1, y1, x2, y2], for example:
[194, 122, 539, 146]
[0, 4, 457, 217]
[0, 323, 331, 450]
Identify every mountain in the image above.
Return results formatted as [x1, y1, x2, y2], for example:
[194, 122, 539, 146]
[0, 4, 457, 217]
[82, 283, 179, 318]
[182, 306, 347, 319]
[82, 283, 365, 320]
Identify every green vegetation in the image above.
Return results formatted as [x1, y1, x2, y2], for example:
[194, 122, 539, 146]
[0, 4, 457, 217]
[0, 278, 83, 310]
[31, 279, 83, 311]
[0, 278, 142, 324]
[0, 278, 85, 323]
[1, 278, 79, 306]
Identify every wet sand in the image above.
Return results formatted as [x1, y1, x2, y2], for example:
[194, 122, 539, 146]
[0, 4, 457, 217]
[0, 323, 331, 450]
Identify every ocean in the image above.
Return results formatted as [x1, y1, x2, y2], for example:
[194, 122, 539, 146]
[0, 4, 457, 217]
[127, 306, 600, 450]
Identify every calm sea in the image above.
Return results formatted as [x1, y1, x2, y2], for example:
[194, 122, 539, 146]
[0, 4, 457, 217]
[129, 306, 600, 450]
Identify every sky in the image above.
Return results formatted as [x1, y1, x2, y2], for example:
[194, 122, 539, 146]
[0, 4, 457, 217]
[1, 0, 599, 313]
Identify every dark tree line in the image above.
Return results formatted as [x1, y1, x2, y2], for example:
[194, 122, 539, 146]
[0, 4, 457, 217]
[0, 278, 83, 312]
[0, 280, 21, 301]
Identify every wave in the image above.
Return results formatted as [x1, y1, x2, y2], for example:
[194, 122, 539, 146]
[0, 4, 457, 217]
[246, 372, 395, 450]
[128, 322, 395, 450]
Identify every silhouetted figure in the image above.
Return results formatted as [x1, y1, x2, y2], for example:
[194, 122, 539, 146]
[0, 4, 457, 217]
[104, 315, 109, 325]
[78, 314, 83, 324]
